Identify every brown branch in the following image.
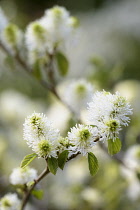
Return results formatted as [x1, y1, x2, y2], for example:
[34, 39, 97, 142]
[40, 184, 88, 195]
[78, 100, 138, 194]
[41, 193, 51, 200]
[20, 153, 80, 210]
[20, 160, 49, 210]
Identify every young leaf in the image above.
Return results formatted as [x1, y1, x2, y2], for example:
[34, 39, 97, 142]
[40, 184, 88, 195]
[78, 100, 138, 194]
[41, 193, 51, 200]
[56, 51, 69, 76]
[58, 150, 69, 170]
[20, 153, 37, 169]
[32, 189, 44, 200]
[108, 138, 122, 155]
[88, 152, 99, 176]
[48, 157, 58, 175]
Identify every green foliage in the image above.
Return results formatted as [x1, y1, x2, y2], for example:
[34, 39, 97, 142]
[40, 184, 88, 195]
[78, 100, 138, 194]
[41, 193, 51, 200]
[88, 152, 99, 176]
[20, 153, 37, 169]
[48, 156, 58, 175]
[56, 51, 69, 76]
[58, 150, 69, 170]
[108, 138, 122, 155]
[32, 189, 44, 200]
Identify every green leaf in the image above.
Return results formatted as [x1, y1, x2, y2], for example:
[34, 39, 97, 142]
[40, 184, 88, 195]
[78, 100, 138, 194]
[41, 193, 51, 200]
[88, 152, 99, 176]
[32, 189, 44, 200]
[56, 51, 69, 76]
[58, 150, 69, 170]
[20, 153, 37, 169]
[108, 138, 122, 155]
[48, 157, 58, 175]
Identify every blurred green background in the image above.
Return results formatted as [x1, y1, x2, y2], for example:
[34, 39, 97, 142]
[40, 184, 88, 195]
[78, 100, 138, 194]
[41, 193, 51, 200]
[0, 0, 140, 209]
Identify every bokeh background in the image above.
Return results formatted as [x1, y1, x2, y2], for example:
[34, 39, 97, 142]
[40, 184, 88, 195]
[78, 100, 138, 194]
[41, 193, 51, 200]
[0, 0, 140, 209]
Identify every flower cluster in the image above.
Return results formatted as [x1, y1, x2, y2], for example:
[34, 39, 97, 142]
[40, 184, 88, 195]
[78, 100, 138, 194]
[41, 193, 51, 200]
[23, 91, 132, 158]
[87, 91, 133, 141]
[10, 167, 38, 185]
[23, 112, 60, 158]
[0, 193, 20, 210]
[25, 6, 78, 64]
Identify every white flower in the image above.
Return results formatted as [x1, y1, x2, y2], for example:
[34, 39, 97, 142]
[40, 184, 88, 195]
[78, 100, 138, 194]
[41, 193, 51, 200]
[121, 145, 140, 200]
[87, 91, 132, 141]
[97, 118, 121, 142]
[1, 23, 23, 55]
[23, 112, 60, 158]
[25, 6, 79, 56]
[68, 124, 99, 156]
[0, 193, 20, 210]
[123, 145, 140, 173]
[110, 91, 133, 126]
[25, 21, 49, 53]
[40, 6, 77, 50]
[63, 79, 94, 116]
[10, 167, 38, 185]
[0, 7, 8, 33]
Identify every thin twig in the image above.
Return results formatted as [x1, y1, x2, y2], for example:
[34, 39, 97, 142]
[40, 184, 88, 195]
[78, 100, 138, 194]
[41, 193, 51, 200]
[0, 41, 76, 116]
[20, 160, 49, 210]
[20, 153, 80, 210]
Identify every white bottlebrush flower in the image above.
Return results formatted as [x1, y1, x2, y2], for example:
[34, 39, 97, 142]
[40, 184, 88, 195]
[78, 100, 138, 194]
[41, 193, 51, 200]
[97, 118, 121, 142]
[39, 6, 78, 53]
[0, 7, 8, 32]
[68, 124, 99, 156]
[87, 91, 132, 141]
[63, 79, 94, 116]
[1, 23, 23, 55]
[23, 112, 60, 158]
[110, 91, 133, 126]
[0, 193, 20, 210]
[9, 167, 38, 185]
[25, 21, 50, 53]
[25, 6, 79, 60]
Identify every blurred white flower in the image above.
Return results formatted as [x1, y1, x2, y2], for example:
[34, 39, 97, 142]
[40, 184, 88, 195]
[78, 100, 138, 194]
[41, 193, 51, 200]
[40, 6, 78, 52]
[1, 24, 23, 55]
[121, 145, 140, 200]
[10, 166, 37, 185]
[81, 187, 104, 207]
[46, 101, 70, 132]
[62, 79, 94, 116]
[0, 90, 44, 123]
[65, 157, 89, 184]
[0, 193, 20, 210]
[25, 21, 49, 53]
[68, 124, 99, 156]
[25, 5, 79, 57]
[23, 112, 60, 158]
